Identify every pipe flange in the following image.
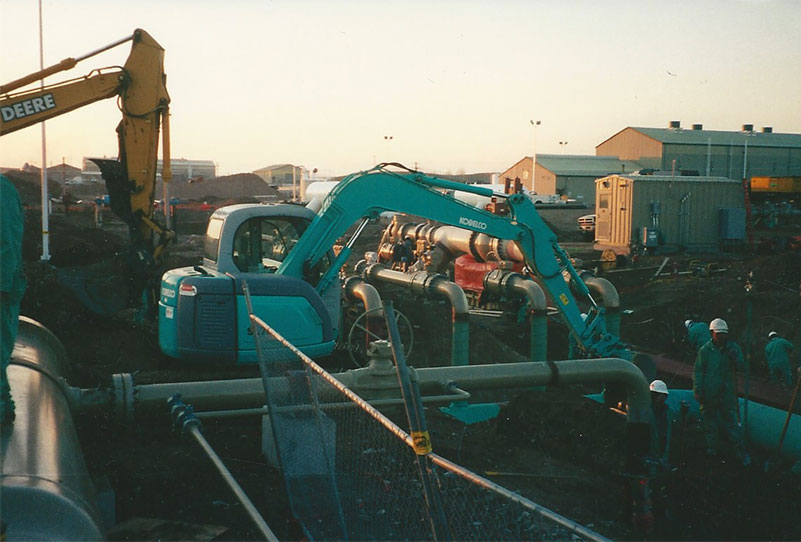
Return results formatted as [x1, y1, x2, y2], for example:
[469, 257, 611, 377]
[111, 372, 135, 425]
[410, 271, 442, 294]
[363, 262, 387, 282]
[343, 275, 364, 296]
[483, 268, 506, 292]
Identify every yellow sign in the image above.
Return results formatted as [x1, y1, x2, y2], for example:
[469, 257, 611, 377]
[411, 430, 432, 455]
[559, 294, 569, 305]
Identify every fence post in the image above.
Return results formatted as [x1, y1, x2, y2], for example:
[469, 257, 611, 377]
[383, 300, 451, 541]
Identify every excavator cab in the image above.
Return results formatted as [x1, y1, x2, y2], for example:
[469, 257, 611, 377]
[160, 204, 339, 364]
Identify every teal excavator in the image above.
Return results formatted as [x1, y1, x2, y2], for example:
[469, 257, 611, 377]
[159, 163, 626, 363]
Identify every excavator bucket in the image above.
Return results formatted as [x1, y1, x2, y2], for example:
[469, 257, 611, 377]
[54, 257, 132, 316]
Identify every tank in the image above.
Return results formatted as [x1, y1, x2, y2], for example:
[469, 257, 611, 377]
[1, 317, 104, 541]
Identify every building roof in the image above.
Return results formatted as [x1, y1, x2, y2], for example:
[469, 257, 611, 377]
[600, 126, 801, 149]
[600, 174, 740, 184]
[537, 154, 643, 176]
[254, 164, 294, 172]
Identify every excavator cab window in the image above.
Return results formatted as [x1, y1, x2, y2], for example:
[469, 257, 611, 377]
[232, 216, 328, 273]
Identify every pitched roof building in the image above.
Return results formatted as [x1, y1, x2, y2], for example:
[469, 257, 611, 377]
[596, 123, 801, 179]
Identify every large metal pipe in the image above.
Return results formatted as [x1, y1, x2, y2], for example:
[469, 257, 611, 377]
[1, 317, 104, 541]
[578, 272, 622, 337]
[83, 358, 650, 426]
[483, 269, 548, 361]
[364, 264, 470, 366]
[389, 222, 526, 264]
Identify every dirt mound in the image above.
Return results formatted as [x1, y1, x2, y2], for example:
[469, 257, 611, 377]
[159, 173, 281, 201]
[4, 169, 61, 205]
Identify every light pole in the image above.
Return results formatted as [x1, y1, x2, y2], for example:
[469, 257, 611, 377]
[559, 141, 568, 155]
[529, 120, 541, 191]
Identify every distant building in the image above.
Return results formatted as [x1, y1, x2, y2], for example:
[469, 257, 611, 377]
[499, 155, 642, 203]
[81, 157, 216, 183]
[253, 164, 303, 187]
[253, 164, 306, 199]
[597, 123, 801, 179]
[15, 162, 81, 183]
[158, 159, 216, 182]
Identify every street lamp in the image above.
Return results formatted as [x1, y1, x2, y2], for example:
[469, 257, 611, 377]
[559, 141, 568, 154]
[529, 120, 541, 191]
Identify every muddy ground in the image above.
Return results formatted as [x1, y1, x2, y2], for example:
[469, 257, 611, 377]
[6, 170, 801, 541]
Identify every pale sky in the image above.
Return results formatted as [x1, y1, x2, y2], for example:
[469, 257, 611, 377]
[1, 0, 799, 177]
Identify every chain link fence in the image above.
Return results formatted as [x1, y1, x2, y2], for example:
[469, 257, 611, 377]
[249, 309, 607, 542]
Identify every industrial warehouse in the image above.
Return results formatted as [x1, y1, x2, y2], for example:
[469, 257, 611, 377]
[2, 18, 801, 542]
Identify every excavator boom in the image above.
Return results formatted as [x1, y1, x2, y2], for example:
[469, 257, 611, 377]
[1, 28, 173, 313]
[278, 164, 625, 358]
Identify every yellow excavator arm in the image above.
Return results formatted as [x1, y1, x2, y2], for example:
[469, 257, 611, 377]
[0, 28, 173, 263]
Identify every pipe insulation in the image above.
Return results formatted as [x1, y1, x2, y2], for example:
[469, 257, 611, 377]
[1, 317, 104, 541]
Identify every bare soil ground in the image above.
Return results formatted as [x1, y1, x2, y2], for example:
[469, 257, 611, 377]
[7, 170, 801, 541]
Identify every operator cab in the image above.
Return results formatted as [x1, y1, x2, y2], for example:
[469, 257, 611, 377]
[161, 203, 339, 364]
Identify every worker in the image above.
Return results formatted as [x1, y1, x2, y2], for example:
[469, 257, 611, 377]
[649, 379, 670, 463]
[1, 175, 26, 428]
[693, 317, 750, 466]
[685, 318, 711, 353]
[764, 331, 795, 387]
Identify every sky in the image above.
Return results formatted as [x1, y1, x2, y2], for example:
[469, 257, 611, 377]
[1, 0, 800, 177]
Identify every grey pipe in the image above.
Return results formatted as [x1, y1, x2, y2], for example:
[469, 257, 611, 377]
[82, 358, 650, 427]
[2, 317, 104, 541]
[180, 417, 279, 541]
[364, 264, 470, 366]
[389, 223, 527, 264]
[579, 273, 622, 337]
[484, 270, 548, 361]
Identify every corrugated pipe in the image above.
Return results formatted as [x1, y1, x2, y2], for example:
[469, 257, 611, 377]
[1, 317, 104, 541]
[578, 272, 622, 338]
[364, 264, 470, 366]
[483, 269, 548, 362]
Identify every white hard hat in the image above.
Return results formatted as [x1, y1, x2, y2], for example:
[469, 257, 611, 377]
[709, 318, 728, 333]
[649, 379, 669, 395]
[768, 331, 778, 339]
[684, 319, 692, 329]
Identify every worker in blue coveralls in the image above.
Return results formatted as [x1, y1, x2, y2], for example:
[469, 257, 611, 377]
[1, 175, 26, 428]
[764, 331, 795, 387]
[693, 317, 750, 466]
[685, 318, 711, 353]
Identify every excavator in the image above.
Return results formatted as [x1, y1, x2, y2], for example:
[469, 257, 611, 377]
[0, 28, 173, 313]
[160, 163, 628, 363]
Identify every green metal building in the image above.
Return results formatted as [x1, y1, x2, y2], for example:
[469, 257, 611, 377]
[596, 123, 801, 180]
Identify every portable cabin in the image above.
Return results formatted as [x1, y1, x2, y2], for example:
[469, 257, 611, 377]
[593, 174, 745, 254]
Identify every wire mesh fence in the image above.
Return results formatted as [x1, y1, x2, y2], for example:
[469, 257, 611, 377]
[249, 310, 606, 541]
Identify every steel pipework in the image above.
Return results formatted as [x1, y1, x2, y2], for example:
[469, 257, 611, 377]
[364, 264, 470, 366]
[1, 317, 104, 541]
[577, 272, 622, 337]
[389, 222, 525, 264]
[86, 358, 650, 426]
[483, 269, 548, 361]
